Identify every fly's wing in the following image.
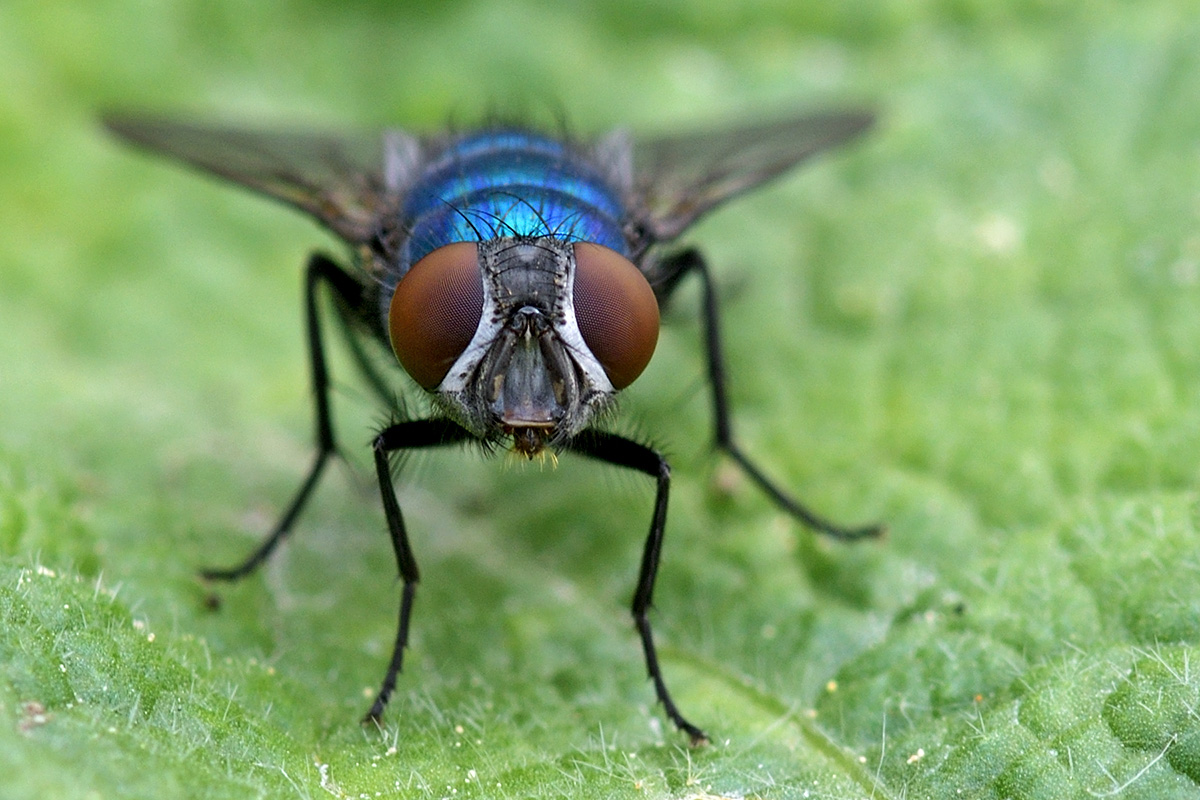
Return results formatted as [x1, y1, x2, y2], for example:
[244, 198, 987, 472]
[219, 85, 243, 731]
[103, 115, 405, 245]
[631, 110, 874, 242]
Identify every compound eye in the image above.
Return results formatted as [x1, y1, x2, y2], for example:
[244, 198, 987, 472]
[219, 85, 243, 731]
[572, 243, 659, 389]
[389, 242, 484, 389]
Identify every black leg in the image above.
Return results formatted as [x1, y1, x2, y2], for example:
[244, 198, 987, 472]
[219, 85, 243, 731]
[364, 418, 475, 724]
[567, 430, 708, 745]
[329, 282, 402, 411]
[654, 248, 884, 541]
[202, 252, 370, 581]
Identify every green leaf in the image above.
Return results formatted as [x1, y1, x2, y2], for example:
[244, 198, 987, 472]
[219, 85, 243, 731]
[4, 1, 1200, 797]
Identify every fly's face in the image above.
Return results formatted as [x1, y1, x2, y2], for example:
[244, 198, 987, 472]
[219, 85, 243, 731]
[386, 236, 660, 456]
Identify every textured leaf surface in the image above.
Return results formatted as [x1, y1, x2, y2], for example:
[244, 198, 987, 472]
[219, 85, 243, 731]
[3, 2, 1200, 798]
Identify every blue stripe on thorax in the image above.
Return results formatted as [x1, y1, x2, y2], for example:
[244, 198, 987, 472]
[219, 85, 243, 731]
[401, 131, 627, 265]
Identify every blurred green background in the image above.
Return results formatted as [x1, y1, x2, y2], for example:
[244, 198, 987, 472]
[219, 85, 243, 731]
[4, 1, 1200, 798]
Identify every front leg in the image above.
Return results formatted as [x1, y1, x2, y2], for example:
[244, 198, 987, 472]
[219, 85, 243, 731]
[364, 418, 474, 723]
[653, 248, 883, 541]
[566, 430, 708, 745]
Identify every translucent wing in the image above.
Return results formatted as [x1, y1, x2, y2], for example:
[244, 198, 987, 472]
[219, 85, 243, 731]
[103, 115, 397, 245]
[105, 111, 874, 247]
[632, 110, 874, 242]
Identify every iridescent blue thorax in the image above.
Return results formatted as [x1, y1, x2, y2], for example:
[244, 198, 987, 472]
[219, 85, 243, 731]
[400, 130, 628, 267]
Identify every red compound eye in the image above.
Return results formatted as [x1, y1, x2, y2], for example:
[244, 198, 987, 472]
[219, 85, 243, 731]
[389, 242, 484, 389]
[572, 243, 659, 389]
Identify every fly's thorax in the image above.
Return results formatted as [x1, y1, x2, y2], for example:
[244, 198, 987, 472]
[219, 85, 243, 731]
[387, 236, 660, 455]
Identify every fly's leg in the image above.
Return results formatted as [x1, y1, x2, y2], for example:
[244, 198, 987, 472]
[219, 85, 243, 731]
[567, 430, 708, 745]
[365, 418, 474, 724]
[202, 252, 367, 581]
[654, 248, 883, 541]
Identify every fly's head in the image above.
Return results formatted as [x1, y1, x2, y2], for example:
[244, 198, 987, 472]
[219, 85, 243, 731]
[387, 236, 659, 457]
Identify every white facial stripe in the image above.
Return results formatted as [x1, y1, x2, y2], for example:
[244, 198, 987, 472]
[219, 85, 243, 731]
[554, 244, 615, 394]
[436, 273, 502, 395]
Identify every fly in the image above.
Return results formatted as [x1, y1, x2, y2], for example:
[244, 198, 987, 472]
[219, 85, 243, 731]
[104, 109, 882, 745]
